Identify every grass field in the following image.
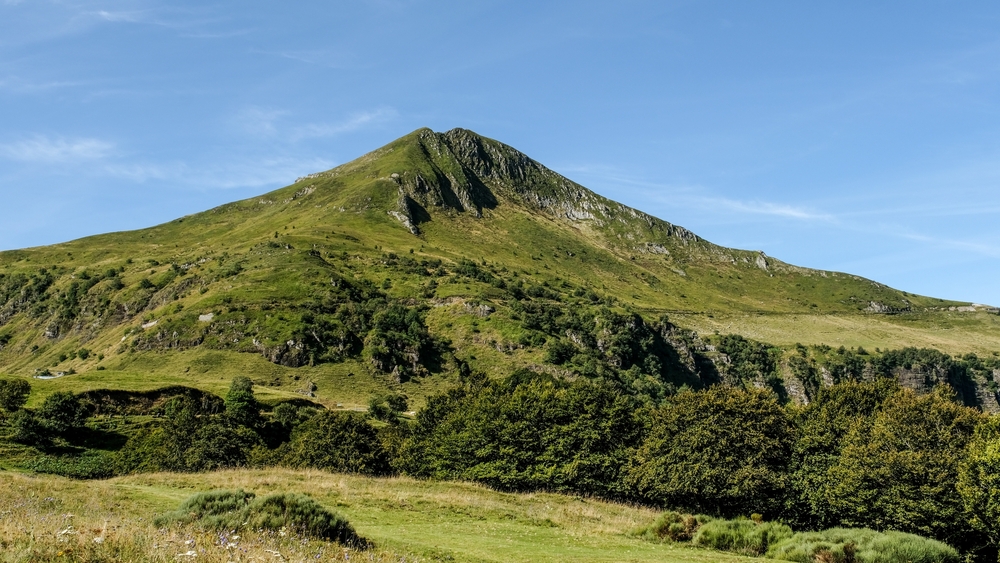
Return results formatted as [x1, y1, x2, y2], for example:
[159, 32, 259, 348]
[0, 468, 774, 563]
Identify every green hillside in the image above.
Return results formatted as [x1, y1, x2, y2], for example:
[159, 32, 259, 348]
[1, 127, 998, 408]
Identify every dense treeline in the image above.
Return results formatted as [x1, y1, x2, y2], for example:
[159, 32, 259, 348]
[4, 371, 1000, 560]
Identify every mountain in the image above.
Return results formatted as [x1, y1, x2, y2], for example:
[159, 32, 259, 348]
[1, 127, 999, 408]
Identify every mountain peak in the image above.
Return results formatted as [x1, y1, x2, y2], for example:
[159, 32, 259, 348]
[331, 127, 706, 253]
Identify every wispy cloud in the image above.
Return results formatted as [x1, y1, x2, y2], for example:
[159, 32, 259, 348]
[233, 106, 397, 141]
[94, 10, 147, 23]
[250, 48, 359, 69]
[557, 165, 834, 223]
[0, 135, 115, 162]
[233, 106, 290, 137]
[290, 108, 397, 140]
[102, 155, 334, 189]
[0, 76, 82, 93]
[700, 196, 833, 221]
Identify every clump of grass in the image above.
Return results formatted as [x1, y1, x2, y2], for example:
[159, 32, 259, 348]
[155, 489, 365, 547]
[633, 510, 714, 542]
[691, 517, 793, 556]
[765, 528, 960, 563]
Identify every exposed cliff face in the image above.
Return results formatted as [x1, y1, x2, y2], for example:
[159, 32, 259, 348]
[384, 128, 706, 250]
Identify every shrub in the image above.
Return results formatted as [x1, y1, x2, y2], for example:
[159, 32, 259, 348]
[634, 511, 713, 542]
[244, 493, 360, 545]
[9, 409, 46, 445]
[282, 410, 391, 475]
[627, 386, 794, 517]
[37, 391, 86, 434]
[0, 378, 31, 412]
[765, 528, 961, 563]
[692, 518, 793, 556]
[22, 452, 117, 479]
[225, 376, 261, 428]
[155, 489, 364, 546]
[154, 489, 256, 529]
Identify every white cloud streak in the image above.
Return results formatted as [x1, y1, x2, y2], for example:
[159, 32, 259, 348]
[233, 106, 397, 141]
[94, 10, 147, 23]
[0, 135, 115, 162]
[699, 196, 834, 221]
[290, 108, 397, 140]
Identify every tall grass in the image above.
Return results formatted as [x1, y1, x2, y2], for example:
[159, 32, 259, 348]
[765, 528, 961, 563]
[155, 489, 364, 546]
[0, 488, 397, 563]
[633, 510, 714, 542]
[692, 518, 793, 556]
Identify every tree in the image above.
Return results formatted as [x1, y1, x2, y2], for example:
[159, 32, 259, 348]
[786, 379, 898, 529]
[282, 410, 390, 475]
[9, 409, 46, 445]
[400, 376, 645, 498]
[824, 386, 982, 550]
[37, 391, 86, 434]
[626, 386, 794, 518]
[225, 376, 261, 428]
[958, 416, 1000, 557]
[0, 377, 30, 413]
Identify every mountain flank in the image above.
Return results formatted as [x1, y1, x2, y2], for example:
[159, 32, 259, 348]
[1, 127, 999, 409]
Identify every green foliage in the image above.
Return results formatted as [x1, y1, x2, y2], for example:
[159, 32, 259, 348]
[691, 518, 793, 557]
[634, 511, 714, 542]
[363, 303, 431, 380]
[0, 377, 30, 412]
[22, 451, 117, 479]
[627, 386, 793, 517]
[519, 305, 707, 401]
[155, 490, 363, 545]
[37, 391, 86, 434]
[225, 376, 261, 428]
[9, 409, 46, 444]
[272, 402, 316, 430]
[367, 392, 408, 422]
[765, 528, 961, 563]
[787, 380, 899, 529]
[401, 376, 645, 498]
[115, 394, 262, 474]
[823, 387, 981, 548]
[716, 334, 783, 391]
[958, 416, 1000, 547]
[281, 410, 390, 475]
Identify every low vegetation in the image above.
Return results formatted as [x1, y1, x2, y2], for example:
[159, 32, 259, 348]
[155, 489, 364, 546]
[1, 372, 997, 560]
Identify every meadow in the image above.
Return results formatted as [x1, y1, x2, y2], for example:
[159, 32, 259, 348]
[0, 468, 769, 563]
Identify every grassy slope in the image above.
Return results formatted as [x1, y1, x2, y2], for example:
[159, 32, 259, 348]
[1, 127, 997, 405]
[0, 469, 772, 563]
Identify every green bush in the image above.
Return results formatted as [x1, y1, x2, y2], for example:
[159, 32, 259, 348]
[9, 409, 46, 445]
[0, 377, 31, 412]
[765, 528, 960, 563]
[154, 489, 256, 529]
[282, 410, 390, 475]
[627, 386, 793, 517]
[155, 489, 364, 546]
[692, 518, 793, 556]
[23, 452, 117, 479]
[634, 511, 713, 542]
[224, 376, 261, 428]
[37, 391, 86, 434]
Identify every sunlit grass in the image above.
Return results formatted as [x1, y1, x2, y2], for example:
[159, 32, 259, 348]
[0, 469, 774, 563]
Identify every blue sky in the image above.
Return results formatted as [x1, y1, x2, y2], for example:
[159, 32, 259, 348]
[2, 1, 999, 305]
